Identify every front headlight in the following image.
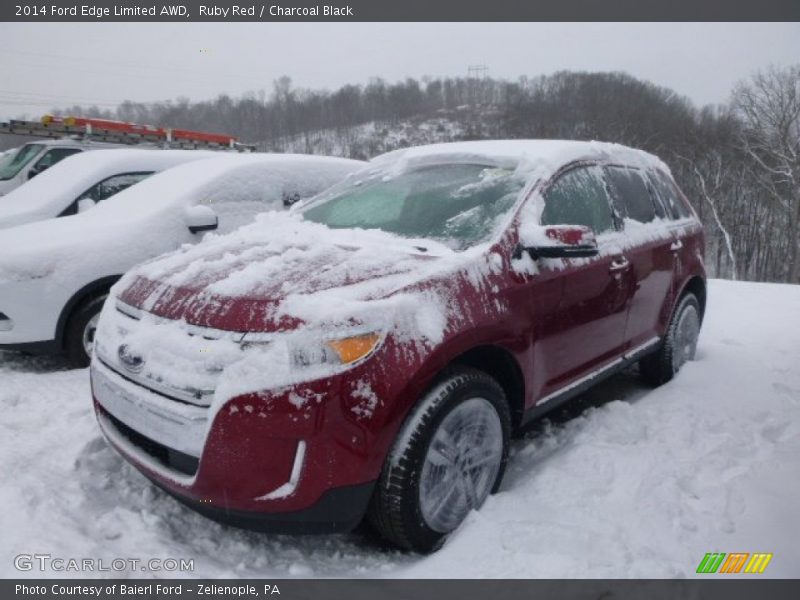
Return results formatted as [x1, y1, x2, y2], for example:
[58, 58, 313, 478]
[241, 329, 384, 370]
[326, 333, 381, 363]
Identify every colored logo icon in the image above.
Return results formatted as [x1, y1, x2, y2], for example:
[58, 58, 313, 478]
[696, 552, 773, 574]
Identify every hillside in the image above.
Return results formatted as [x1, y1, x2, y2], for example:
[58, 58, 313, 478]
[262, 106, 503, 159]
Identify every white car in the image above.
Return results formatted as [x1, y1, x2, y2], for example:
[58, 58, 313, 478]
[0, 153, 363, 366]
[0, 138, 128, 197]
[0, 148, 216, 229]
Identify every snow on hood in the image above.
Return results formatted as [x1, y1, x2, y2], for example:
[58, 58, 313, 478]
[0, 148, 215, 229]
[117, 211, 480, 337]
[0, 153, 363, 285]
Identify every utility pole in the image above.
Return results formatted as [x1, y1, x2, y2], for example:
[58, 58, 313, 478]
[467, 65, 489, 105]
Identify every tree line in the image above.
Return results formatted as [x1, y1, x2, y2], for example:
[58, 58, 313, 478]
[44, 66, 800, 284]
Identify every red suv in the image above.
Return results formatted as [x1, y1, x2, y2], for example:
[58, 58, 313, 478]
[91, 141, 705, 552]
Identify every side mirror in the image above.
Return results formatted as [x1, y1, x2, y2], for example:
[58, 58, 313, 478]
[522, 225, 599, 259]
[185, 205, 218, 234]
[76, 198, 96, 213]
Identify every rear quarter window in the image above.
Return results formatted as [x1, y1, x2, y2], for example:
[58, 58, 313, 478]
[648, 169, 691, 220]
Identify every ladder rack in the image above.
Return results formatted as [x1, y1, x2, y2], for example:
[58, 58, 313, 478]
[0, 115, 254, 152]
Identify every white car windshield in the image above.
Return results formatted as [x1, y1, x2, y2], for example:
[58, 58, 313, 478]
[300, 163, 525, 251]
[0, 144, 44, 181]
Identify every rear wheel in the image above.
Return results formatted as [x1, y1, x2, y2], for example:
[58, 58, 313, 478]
[367, 367, 511, 553]
[64, 294, 108, 368]
[640, 292, 701, 386]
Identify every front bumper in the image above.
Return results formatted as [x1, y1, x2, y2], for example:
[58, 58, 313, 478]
[90, 352, 405, 531]
[153, 476, 374, 534]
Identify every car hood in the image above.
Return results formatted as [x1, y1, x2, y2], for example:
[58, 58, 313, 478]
[118, 228, 447, 334]
[0, 203, 186, 287]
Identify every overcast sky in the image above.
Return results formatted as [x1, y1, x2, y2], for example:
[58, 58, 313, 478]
[0, 22, 798, 120]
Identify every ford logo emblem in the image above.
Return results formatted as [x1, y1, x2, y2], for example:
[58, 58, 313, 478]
[118, 344, 144, 373]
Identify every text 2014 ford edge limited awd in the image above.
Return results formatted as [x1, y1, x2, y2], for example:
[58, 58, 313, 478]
[91, 140, 706, 552]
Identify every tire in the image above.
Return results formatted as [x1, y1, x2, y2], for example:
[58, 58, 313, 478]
[640, 292, 701, 387]
[367, 366, 511, 553]
[64, 294, 108, 368]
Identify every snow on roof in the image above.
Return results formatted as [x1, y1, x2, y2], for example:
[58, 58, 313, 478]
[82, 152, 364, 219]
[371, 139, 671, 178]
[0, 148, 216, 228]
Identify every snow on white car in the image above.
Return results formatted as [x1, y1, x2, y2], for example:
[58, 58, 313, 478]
[0, 148, 217, 230]
[0, 153, 363, 366]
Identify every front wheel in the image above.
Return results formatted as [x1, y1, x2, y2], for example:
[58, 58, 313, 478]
[367, 367, 511, 553]
[65, 294, 108, 368]
[640, 292, 701, 386]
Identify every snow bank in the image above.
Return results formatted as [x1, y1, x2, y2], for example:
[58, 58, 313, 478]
[1, 280, 798, 577]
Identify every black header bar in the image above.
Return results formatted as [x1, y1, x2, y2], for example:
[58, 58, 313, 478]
[2, 0, 800, 22]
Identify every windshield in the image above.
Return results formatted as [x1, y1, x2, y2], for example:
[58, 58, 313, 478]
[0, 144, 44, 180]
[300, 163, 525, 251]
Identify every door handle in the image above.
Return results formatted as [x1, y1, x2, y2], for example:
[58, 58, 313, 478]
[670, 240, 683, 252]
[609, 257, 630, 273]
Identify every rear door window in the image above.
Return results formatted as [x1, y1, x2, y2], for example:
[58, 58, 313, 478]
[604, 166, 657, 224]
[541, 165, 615, 234]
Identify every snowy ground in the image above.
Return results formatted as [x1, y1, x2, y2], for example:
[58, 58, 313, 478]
[1, 279, 798, 578]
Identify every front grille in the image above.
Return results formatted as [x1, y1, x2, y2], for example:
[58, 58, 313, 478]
[99, 357, 213, 408]
[106, 411, 199, 477]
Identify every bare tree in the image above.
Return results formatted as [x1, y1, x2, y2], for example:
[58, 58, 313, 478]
[732, 65, 800, 283]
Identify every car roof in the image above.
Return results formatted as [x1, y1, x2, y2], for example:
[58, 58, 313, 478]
[371, 140, 670, 177]
[23, 138, 129, 149]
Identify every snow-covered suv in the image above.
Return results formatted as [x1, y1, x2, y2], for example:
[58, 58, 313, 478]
[0, 153, 363, 366]
[91, 140, 706, 552]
